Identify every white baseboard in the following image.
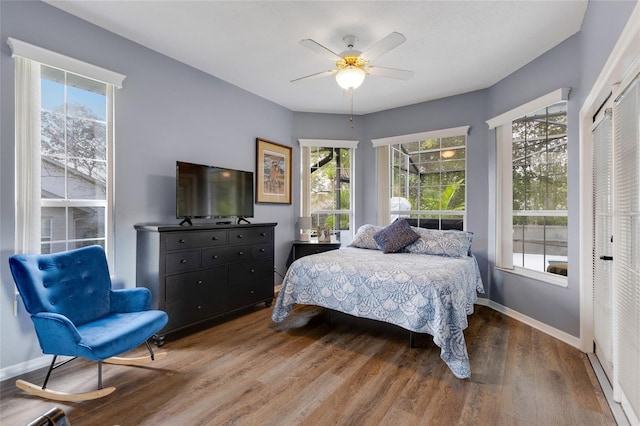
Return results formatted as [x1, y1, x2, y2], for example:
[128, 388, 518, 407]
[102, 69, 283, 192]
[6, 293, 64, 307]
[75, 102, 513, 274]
[0, 355, 52, 382]
[475, 298, 582, 350]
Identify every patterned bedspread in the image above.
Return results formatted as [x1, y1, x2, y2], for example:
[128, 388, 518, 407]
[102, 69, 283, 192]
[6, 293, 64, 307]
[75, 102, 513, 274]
[271, 247, 485, 378]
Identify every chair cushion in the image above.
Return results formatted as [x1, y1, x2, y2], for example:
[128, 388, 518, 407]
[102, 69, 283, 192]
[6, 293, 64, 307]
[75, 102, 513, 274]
[9, 246, 113, 325]
[75, 310, 168, 361]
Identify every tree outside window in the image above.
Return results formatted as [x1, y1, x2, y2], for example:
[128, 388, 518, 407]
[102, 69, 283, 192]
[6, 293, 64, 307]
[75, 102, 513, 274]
[511, 102, 568, 272]
[389, 134, 466, 229]
[309, 146, 352, 238]
[39, 65, 109, 253]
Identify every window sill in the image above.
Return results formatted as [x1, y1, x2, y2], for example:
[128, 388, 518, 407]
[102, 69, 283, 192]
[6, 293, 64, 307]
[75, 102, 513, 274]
[494, 266, 568, 288]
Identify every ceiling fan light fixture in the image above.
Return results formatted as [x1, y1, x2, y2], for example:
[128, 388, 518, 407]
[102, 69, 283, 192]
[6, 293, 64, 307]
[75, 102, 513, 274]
[336, 66, 365, 90]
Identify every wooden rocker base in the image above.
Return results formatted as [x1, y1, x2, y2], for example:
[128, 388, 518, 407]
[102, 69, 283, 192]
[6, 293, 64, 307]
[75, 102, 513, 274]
[104, 351, 167, 366]
[15, 352, 167, 402]
[15, 379, 115, 402]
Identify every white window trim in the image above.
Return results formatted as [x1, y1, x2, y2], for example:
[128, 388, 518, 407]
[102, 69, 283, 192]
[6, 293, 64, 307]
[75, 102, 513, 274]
[371, 125, 469, 147]
[496, 265, 569, 287]
[299, 139, 359, 149]
[298, 138, 358, 234]
[7, 37, 126, 88]
[10, 39, 122, 266]
[490, 88, 570, 287]
[487, 88, 570, 129]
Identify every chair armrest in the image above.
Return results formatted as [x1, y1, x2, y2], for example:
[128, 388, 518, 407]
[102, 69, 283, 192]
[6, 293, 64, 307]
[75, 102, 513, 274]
[31, 312, 82, 348]
[110, 288, 152, 313]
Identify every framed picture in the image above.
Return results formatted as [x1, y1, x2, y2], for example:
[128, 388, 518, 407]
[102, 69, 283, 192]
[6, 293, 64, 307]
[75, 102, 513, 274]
[317, 227, 330, 242]
[256, 138, 292, 204]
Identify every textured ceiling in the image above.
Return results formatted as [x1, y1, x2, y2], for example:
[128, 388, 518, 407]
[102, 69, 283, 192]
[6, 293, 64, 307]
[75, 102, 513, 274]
[46, 1, 588, 115]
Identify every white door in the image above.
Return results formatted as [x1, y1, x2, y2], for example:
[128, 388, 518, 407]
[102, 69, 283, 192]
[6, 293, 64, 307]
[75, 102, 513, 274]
[592, 108, 614, 383]
[611, 74, 639, 420]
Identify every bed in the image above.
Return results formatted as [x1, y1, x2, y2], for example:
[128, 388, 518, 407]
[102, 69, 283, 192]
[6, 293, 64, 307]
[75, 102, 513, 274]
[272, 222, 484, 379]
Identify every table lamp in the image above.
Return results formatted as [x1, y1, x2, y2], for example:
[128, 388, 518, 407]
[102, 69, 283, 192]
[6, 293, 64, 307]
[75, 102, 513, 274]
[298, 217, 312, 242]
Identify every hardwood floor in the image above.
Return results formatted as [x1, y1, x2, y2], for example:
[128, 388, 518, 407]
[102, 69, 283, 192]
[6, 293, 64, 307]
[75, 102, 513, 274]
[0, 305, 614, 425]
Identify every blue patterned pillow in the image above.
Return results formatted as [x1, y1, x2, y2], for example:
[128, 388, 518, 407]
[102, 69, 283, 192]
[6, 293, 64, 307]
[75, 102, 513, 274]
[373, 219, 420, 254]
[349, 224, 384, 250]
[403, 228, 473, 257]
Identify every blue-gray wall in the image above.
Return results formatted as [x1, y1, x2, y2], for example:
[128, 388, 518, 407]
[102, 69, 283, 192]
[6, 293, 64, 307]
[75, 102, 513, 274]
[0, 0, 294, 370]
[0, 0, 636, 374]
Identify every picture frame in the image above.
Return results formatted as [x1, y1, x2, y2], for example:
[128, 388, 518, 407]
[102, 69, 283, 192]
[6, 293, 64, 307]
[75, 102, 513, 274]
[317, 227, 330, 242]
[256, 138, 292, 204]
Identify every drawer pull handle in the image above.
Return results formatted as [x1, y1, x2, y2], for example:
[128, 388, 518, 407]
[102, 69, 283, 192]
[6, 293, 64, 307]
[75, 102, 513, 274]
[238, 251, 244, 256]
[197, 280, 203, 285]
[250, 269, 255, 273]
[180, 259, 187, 264]
[197, 305, 202, 309]
[212, 255, 218, 259]
[212, 236, 218, 241]
[250, 290, 255, 294]
[260, 248, 265, 252]
[261, 232, 266, 236]
[179, 239, 186, 244]
[237, 234, 243, 239]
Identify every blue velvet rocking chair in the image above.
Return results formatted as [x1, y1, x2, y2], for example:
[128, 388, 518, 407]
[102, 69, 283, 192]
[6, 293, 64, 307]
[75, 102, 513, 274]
[8, 245, 169, 402]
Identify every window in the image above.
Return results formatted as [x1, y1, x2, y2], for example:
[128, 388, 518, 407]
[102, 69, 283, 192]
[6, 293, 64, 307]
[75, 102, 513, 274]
[299, 139, 358, 243]
[511, 103, 568, 271]
[40, 66, 109, 253]
[489, 88, 569, 283]
[372, 126, 468, 228]
[9, 38, 124, 261]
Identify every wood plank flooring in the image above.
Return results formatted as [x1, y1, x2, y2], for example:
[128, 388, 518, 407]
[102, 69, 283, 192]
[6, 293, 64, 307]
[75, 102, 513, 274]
[0, 305, 614, 425]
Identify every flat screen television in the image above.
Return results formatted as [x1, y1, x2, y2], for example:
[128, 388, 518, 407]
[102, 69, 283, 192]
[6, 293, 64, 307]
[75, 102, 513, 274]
[176, 161, 254, 225]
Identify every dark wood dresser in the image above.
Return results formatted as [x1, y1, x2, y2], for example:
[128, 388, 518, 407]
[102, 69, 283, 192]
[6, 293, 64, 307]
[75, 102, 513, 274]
[135, 222, 277, 344]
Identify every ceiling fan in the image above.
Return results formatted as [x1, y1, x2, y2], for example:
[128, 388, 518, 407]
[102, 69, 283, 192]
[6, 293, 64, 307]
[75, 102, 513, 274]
[291, 32, 414, 90]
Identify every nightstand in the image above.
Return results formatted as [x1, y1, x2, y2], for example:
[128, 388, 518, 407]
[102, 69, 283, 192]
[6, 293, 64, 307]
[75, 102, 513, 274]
[291, 240, 341, 263]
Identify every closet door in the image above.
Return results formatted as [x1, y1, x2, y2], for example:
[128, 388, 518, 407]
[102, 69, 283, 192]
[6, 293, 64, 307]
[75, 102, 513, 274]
[612, 74, 639, 418]
[592, 109, 614, 382]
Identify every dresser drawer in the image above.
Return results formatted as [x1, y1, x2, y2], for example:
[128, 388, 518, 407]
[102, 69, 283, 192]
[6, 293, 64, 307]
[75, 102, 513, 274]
[228, 227, 273, 245]
[228, 281, 273, 309]
[165, 295, 227, 330]
[201, 246, 237, 267]
[165, 230, 228, 251]
[165, 250, 201, 274]
[165, 267, 227, 302]
[252, 243, 273, 259]
[224, 244, 256, 264]
[229, 259, 273, 285]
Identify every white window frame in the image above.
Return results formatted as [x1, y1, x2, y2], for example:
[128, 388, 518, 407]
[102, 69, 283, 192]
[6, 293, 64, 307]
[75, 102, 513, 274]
[488, 88, 570, 287]
[298, 138, 358, 241]
[372, 126, 469, 227]
[9, 37, 124, 265]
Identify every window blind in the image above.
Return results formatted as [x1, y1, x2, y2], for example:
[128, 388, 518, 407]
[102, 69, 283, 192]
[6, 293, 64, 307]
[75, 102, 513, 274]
[612, 74, 639, 418]
[592, 108, 614, 380]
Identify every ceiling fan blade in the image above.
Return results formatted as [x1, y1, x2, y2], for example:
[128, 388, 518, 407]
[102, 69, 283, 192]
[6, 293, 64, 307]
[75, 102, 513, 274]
[290, 70, 336, 83]
[299, 39, 342, 61]
[367, 66, 414, 80]
[360, 32, 407, 61]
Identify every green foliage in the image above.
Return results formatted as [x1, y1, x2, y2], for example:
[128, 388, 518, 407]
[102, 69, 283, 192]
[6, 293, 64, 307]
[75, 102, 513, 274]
[421, 179, 465, 211]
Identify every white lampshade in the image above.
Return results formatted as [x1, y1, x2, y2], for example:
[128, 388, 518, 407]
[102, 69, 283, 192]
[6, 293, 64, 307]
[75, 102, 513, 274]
[335, 66, 365, 90]
[298, 217, 312, 230]
[298, 216, 312, 242]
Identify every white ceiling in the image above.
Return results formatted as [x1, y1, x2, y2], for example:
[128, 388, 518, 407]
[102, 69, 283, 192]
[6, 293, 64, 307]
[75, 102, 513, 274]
[45, 1, 588, 115]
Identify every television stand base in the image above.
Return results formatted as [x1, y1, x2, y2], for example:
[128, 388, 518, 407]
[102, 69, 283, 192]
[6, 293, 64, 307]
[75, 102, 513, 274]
[179, 217, 193, 226]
